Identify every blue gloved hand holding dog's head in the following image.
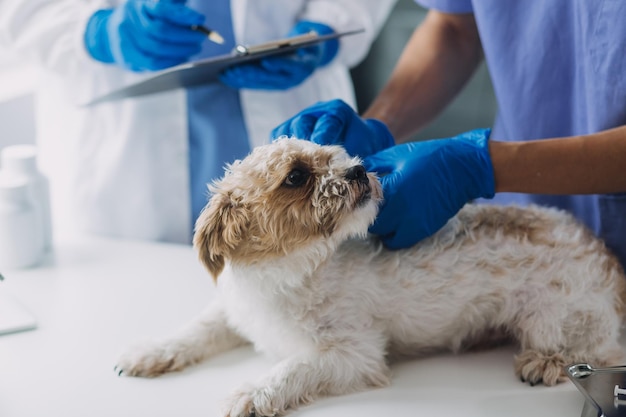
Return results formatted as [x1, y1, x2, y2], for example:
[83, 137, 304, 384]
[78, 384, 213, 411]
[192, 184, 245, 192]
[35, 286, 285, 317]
[271, 99, 395, 158]
[363, 128, 495, 249]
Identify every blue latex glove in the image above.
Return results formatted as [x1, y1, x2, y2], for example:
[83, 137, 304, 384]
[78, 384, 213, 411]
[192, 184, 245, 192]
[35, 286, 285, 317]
[219, 21, 339, 90]
[84, 0, 207, 72]
[363, 128, 495, 250]
[271, 99, 395, 158]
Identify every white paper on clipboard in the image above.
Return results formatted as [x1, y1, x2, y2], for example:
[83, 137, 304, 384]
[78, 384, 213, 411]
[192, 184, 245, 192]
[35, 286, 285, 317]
[85, 28, 365, 106]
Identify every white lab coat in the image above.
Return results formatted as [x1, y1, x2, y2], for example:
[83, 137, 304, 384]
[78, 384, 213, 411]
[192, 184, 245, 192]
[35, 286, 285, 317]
[0, 0, 395, 243]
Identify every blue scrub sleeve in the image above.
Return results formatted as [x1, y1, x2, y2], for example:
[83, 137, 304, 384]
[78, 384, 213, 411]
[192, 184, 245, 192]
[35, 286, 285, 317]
[414, 0, 473, 13]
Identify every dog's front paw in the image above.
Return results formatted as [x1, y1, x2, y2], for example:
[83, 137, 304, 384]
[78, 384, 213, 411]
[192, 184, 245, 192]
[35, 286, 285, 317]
[223, 384, 290, 417]
[115, 341, 187, 378]
[514, 350, 568, 386]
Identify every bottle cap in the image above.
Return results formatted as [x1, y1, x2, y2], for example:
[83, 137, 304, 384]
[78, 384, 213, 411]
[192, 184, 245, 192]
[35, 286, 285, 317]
[1, 145, 38, 175]
[0, 172, 30, 202]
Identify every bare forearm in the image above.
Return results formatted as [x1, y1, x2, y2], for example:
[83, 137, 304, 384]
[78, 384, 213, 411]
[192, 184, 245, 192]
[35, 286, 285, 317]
[362, 10, 483, 143]
[491, 125, 626, 194]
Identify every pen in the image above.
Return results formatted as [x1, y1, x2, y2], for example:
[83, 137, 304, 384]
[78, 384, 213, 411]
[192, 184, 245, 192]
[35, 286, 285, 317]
[190, 25, 225, 45]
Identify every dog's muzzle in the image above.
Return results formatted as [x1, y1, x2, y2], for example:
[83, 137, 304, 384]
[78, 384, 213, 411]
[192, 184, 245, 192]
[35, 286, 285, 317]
[345, 165, 371, 207]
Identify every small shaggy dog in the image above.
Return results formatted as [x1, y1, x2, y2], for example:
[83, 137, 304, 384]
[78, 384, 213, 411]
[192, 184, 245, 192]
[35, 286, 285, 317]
[116, 138, 626, 417]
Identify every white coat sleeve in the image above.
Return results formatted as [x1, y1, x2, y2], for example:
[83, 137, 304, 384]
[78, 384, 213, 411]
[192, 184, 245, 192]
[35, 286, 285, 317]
[0, 0, 155, 104]
[0, 0, 115, 78]
[298, 0, 397, 68]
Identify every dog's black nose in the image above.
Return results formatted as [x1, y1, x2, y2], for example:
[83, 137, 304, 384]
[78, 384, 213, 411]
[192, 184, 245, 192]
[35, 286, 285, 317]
[345, 165, 368, 184]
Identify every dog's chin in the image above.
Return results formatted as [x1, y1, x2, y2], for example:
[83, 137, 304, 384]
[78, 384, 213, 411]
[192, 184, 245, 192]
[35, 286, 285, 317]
[341, 188, 379, 239]
[355, 188, 372, 208]
[354, 176, 380, 209]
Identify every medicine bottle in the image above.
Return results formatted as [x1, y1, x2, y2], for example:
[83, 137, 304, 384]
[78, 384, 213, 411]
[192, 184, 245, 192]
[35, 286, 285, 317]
[0, 175, 45, 269]
[0, 145, 52, 251]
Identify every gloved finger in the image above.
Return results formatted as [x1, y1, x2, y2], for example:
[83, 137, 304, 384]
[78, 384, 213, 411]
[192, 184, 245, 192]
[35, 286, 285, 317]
[218, 73, 245, 89]
[221, 64, 290, 90]
[131, 2, 207, 46]
[259, 65, 308, 88]
[123, 1, 206, 45]
[271, 99, 352, 140]
[270, 114, 318, 140]
[129, 30, 203, 59]
[290, 22, 338, 67]
[118, 22, 199, 62]
[118, 43, 184, 70]
[290, 114, 322, 139]
[144, 21, 208, 45]
[261, 56, 315, 79]
[131, 5, 207, 45]
[317, 98, 360, 138]
[381, 228, 417, 250]
[290, 46, 322, 65]
[300, 99, 351, 118]
[362, 151, 400, 174]
[142, 0, 205, 28]
[368, 202, 399, 238]
[218, 67, 239, 87]
[309, 113, 346, 146]
[234, 64, 283, 90]
[139, 54, 186, 70]
[300, 44, 322, 57]
[363, 119, 396, 151]
[367, 173, 403, 235]
[218, 65, 268, 89]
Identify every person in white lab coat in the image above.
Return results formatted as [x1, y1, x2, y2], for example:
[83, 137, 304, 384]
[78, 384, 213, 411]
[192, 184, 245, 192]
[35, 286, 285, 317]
[0, 0, 394, 244]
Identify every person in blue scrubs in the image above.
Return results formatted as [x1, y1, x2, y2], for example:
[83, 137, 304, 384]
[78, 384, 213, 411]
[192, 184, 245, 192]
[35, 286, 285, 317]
[271, 1, 626, 267]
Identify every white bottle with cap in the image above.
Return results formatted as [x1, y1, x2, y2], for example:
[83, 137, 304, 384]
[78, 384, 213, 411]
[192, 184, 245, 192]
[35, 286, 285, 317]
[0, 175, 45, 269]
[0, 145, 52, 251]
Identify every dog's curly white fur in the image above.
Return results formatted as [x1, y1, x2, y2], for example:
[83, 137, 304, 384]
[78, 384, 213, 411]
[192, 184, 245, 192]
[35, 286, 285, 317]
[116, 138, 626, 417]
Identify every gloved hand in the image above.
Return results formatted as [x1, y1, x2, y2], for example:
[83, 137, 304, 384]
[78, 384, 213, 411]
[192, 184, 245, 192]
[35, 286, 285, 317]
[84, 0, 207, 72]
[363, 128, 495, 250]
[219, 20, 339, 90]
[271, 99, 395, 157]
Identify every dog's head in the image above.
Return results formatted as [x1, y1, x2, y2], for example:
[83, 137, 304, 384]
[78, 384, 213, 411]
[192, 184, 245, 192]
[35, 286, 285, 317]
[193, 138, 383, 281]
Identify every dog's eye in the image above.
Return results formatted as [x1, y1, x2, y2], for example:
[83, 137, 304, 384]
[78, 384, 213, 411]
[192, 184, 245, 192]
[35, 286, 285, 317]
[284, 168, 309, 187]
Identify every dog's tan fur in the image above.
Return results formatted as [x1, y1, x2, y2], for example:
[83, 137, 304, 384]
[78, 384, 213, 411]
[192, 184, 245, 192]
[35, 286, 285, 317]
[116, 138, 626, 417]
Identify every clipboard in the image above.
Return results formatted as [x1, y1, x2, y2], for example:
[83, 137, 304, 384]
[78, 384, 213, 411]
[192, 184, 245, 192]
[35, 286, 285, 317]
[85, 28, 364, 106]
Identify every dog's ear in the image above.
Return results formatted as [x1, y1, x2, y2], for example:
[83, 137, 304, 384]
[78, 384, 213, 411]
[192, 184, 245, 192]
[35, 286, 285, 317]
[193, 193, 248, 282]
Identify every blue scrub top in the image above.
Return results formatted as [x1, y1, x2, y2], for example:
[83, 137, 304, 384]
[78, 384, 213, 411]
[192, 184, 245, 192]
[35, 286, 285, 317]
[416, 0, 626, 267]
[186, 0, 250, 236]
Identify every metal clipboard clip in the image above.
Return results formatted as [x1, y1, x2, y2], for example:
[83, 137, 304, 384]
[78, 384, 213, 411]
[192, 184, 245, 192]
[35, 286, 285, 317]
[233, 31, 320, 56]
